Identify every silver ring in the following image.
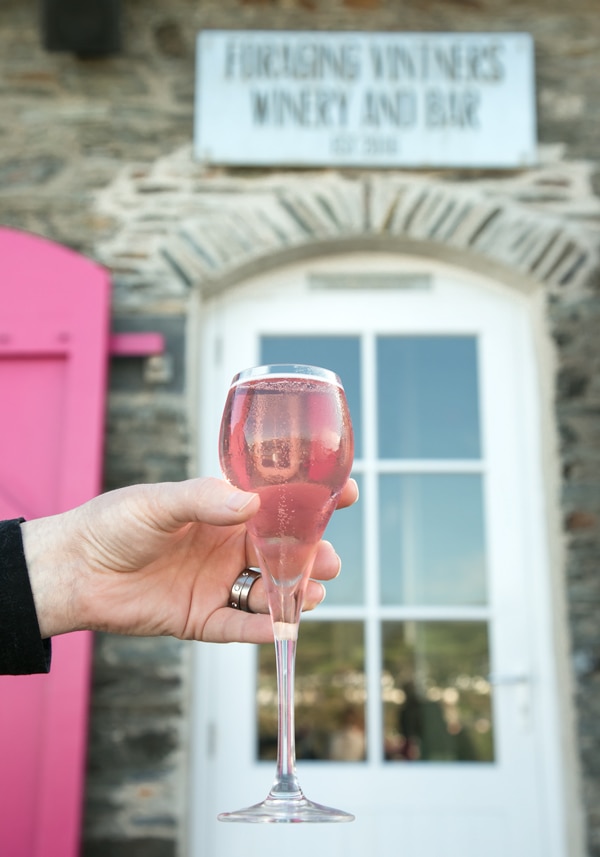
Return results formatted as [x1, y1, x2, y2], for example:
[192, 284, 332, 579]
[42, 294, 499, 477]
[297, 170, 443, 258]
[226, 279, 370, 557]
[229, 569, 261, 612]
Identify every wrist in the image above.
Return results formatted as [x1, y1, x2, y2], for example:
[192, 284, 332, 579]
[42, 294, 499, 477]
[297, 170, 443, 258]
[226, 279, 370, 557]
[21, 516, 82, 638]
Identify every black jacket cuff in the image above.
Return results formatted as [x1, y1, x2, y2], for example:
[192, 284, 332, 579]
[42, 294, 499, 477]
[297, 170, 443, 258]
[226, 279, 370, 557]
[0, 519, 52, 674]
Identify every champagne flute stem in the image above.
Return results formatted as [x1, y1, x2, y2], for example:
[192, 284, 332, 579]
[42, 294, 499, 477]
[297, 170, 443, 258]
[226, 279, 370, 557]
[271, 633, 302, 798]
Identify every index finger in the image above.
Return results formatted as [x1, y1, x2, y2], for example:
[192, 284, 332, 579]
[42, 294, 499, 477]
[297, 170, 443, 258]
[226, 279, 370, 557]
[336, 478, 359, 510]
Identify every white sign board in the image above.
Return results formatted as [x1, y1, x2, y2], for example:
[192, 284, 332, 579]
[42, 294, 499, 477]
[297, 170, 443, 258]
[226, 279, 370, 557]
[194, 30, 536, 169]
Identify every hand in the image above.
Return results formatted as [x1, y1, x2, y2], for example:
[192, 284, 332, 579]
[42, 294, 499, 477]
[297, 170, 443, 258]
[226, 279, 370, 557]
[22, 477, 359, 645]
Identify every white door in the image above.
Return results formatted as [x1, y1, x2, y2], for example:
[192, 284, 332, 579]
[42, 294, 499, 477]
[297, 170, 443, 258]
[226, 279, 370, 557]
[190, 254, 566, 857]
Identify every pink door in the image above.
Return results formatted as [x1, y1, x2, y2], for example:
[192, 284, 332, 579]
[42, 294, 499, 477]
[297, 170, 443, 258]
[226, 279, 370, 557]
[0, 228, 111, 857]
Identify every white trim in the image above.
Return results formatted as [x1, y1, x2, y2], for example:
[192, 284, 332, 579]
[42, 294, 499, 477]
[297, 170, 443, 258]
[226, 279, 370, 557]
[355, 460, 486, 472]
[302, 606, 492, 622]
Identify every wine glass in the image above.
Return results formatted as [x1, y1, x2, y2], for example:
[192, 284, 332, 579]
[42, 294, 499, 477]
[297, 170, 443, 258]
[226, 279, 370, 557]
[218, 364, 355, 823]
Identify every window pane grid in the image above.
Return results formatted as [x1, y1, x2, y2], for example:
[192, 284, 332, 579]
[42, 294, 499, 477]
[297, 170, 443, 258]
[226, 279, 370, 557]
[254, 330, 494, 766]
[373, 334, 493, 763]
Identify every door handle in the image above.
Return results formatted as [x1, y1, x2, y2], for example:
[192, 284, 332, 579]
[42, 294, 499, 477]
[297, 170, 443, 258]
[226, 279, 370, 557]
[488, 673, 533, 732]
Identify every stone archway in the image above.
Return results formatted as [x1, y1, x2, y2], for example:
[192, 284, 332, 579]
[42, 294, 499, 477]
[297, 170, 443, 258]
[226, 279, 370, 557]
[95, 144, 598, 305]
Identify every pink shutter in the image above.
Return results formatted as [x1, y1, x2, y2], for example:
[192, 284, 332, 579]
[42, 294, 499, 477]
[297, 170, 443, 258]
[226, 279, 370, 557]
[0, 228, 111, 857]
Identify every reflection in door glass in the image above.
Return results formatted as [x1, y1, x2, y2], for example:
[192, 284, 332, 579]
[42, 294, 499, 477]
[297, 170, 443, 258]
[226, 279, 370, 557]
[382, 621, 494, 762]
[261, 335, 362, 457]
[257, 621, 366, 762]
[379, 474, 487, 606]
[377, 336, 481, 459]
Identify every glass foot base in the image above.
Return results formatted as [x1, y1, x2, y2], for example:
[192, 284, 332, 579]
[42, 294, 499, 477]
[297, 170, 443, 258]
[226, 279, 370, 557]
[218, 792, 355, 823]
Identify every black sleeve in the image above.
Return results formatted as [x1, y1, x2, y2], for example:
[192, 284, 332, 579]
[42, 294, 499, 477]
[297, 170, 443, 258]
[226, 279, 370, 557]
[0, 519, 52, 675]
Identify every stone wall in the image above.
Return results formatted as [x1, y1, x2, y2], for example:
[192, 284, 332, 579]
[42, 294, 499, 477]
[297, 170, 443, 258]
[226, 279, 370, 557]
[93, 145, 600, 857]
[1, 0, 599, 255]
[0, 1, 598, 856]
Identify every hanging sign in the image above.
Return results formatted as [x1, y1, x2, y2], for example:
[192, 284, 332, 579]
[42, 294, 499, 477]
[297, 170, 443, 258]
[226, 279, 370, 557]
[194, 30, 536, 169]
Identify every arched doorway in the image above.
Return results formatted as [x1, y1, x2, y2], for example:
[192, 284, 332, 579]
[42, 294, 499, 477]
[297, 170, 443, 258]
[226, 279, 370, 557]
[190, 250, 566, 857]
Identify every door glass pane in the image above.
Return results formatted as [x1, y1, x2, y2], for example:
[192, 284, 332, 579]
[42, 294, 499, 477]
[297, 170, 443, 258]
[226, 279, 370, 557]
[261, 335, 363, 458]
[379, 474, 487, 606]
[382, 621, 494, 763]
[257, 621, 366, 762]
[323, 473, 364, 606]
[377, 336, 481, 459]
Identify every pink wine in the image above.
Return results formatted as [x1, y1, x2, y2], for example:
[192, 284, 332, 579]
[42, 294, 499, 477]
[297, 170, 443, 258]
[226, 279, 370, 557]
[220, 374, 354, 624]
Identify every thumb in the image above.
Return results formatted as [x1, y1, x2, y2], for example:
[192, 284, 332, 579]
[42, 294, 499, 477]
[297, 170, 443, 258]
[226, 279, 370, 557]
[154, 477, 260, 529]
[222, 486, 260, 517]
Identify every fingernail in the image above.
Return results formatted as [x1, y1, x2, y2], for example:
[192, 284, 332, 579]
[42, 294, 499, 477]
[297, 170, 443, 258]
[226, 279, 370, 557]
[226, 490, 257, 512]
[350, 478, 360, 499]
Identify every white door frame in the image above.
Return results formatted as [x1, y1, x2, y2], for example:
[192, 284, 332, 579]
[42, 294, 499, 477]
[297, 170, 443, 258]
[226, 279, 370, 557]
[189, 251, 569, 857]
